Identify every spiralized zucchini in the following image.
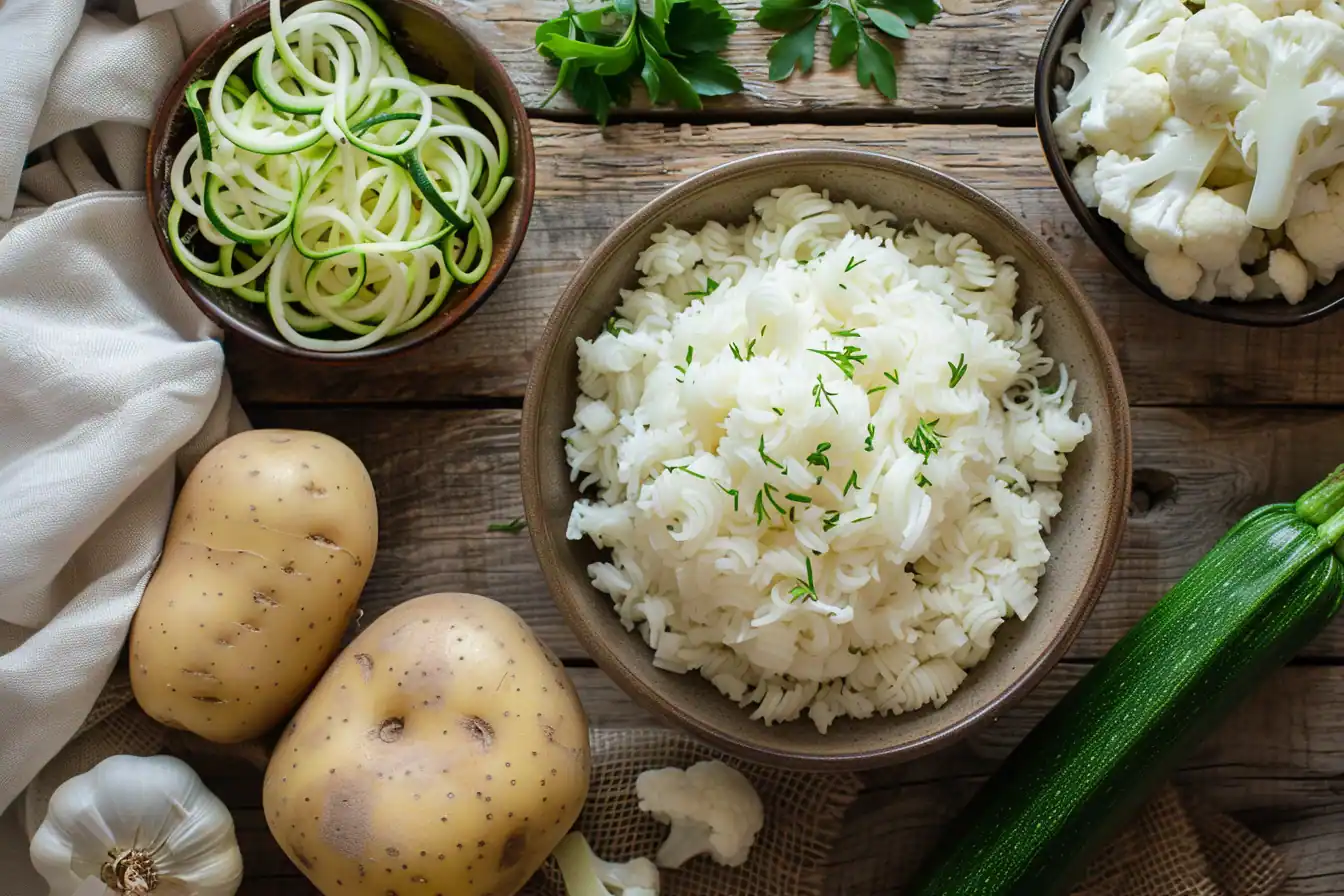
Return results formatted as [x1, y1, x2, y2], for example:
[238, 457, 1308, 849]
[168, 0, 513, 352]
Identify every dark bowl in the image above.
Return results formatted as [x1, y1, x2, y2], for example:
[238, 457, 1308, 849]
[1036, 0, 1344, 327]
[146, 0, 535, 361]
[521, 149, 1132, 770]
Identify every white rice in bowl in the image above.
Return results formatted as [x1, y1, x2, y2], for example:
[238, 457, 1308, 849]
[563, 186, 1091, 734]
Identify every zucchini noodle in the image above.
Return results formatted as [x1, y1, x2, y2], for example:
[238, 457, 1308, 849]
[167, 0, 513, 352]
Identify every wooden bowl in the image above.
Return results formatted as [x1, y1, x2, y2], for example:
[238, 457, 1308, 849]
[1036, 0, 1344, 326]
[146, 0, 534, 361]
[520, 149, 1133, 770]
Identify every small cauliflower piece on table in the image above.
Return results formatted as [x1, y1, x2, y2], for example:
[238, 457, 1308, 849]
[635, 761, 764, 869]
[553, 832, 660, 896]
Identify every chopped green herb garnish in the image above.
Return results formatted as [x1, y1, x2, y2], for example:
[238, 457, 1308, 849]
[674, 345, 695, 383]
[488, 518, 527, 533]
[789, 507, 797, 522]
[813, 375, 839, 413]
[843, 469, 859, 496]
[789, 556, 819, 603]
[762, 481, 787, 515]
[806, 442, 832, 471]
[685, 278, 720, 298]
[884, 370, 900, 385]
[822, 510, 842, 532]
[754, 489, 770, 525]
[664, 464, 707, 480]
[758, 436, 786, 471]
[717, 482, 740, 512]
[772, 407, 785, 416]
[729, 338, 759, 362]
[785, 492, 812, 504]
[850, 515, 874, 524]
[948, 353, 968, 388]
[604, 315, 630, 337]
[915, 472, 932, 488]
[832, 328, 860, 338]
[730, 343, 743, 361]
[809, 344, 868, 379]
[864, 423, 876, 452]
[905, 418, 945, 464]
[845, 257, 865, 272]
[867, 386, 887, 395]
[839, 284, 848, 290]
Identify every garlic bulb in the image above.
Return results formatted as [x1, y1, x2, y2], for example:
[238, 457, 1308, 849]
[29, 755, 243, 896]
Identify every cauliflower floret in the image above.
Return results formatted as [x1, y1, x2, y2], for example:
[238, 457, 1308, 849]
[1053, 0, 1191, 157]
[1168, 5, 1261, 125]
[1236, 12, 1344, 228]
[553, 833, 660, 896]
[1285, 164, 1344, 278]
[636, 761, 764, 869]
[1269, 248, 1312, 302]
[1178, 187, 1253, 269]
[1073, 154, 1102, 207]
[1095, 121, 1227, 252]
[1082, 68, 1173, 154]
[1239, 227, 1269, 265]
[1213, 261, 1256, 298]
[1145, 249, 1204, 299]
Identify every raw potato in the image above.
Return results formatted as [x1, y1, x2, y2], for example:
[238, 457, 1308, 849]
[263, 593, 591, 896]
[130, 429, 377, 744]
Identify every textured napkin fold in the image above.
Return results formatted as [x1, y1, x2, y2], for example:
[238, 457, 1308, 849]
[0, 0, 244, 887]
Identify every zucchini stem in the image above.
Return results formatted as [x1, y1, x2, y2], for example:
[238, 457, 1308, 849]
[1296, 464, 1344, 526]
[1315, 501, 1344, 549]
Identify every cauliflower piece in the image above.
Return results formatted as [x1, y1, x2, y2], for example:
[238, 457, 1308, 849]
[636, 761, 764, 869]
[1094, 120, 1228, 252]
[1269, 248, 1312, 302]
[1240, 227, 1269, 265]
[1145, 249, 1204, 299]
[1169, 5, 1261, 125]
[1178, 187, 1253, 269]
[1292, 179, 1332, 216]
[1082, 68, 1173, 154]
[1073, 154, 1102, 207]
[553, 833, 660, 896]
[1053, 0, 1192, 157]
[1213, 261, 1256, 298]
[1285, 164, 1344, 278]
[1235, 12, 1344, 228]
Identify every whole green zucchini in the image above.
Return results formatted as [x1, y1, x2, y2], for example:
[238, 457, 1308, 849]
[907, 467, 1344, 896]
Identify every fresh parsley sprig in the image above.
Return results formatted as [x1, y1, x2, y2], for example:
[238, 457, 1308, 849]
[756, 0, 940, 100]
[905, 418, 945, 463]
[948, 353, 968, 387]
[537, 0, 743, 126]
[809, 344, 868, 379]
[790, 556, 820, 603]
[813, 375, 839, 412]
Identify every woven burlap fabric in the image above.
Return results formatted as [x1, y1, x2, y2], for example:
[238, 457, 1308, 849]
[520, 728, 863, 896]
[1074, 785, 1287, 896]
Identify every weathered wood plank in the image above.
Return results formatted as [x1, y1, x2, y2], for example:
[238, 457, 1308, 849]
[227, 122, 1344, 407]
[437, 0, 1048, 118]
[208, 664, 1344, 895]
[245, 405, 1344, 660]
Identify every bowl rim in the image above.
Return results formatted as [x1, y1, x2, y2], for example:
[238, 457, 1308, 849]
[521, 147, 1133, 769]
[1034, 0, 1344, 328]
[144, 0, 536, 363]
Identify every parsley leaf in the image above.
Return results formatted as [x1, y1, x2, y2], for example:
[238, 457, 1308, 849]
[685, 277, 720, 297]
[756, 0, 939, 99]
[537, 0, 743, 125]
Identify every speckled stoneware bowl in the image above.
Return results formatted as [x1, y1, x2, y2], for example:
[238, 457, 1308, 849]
[146, 0, 534, 362]
[521, 149, 1132, 770]
[1037, 0, 1344, 326]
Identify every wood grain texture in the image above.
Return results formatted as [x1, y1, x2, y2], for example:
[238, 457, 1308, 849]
[247, 404, 1344, 660]
[210, 664, 1344, 895]
[227, 122, 1344, 407]
[434, 0, 1048, 118]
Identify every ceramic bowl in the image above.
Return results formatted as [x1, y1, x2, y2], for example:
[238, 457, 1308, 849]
[520, 149, 1133, 770]
[1036, 0, 1344, 326]
[145, 0, 534, 361]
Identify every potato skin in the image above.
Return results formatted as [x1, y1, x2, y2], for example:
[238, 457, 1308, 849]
[263, 593, 591, 896]
[130, 429, 377, 744]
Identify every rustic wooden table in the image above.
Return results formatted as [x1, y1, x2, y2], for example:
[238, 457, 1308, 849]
[206, 1, 1344, 891]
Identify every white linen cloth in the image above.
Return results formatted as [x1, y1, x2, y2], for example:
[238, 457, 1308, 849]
[0, 0, 244, 888]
